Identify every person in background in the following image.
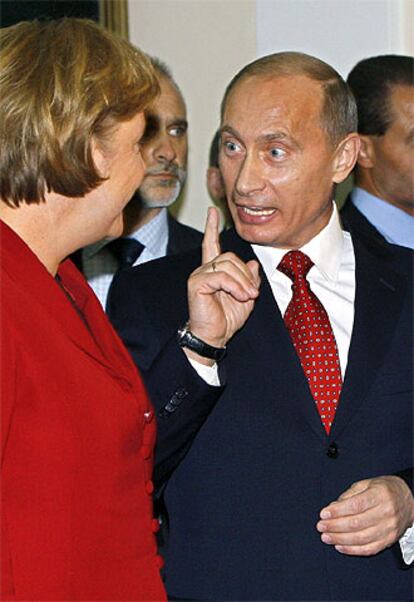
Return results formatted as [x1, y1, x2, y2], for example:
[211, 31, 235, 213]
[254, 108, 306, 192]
[0, 18, 167, 601]
[75, 58, 202, 309]
[341, 54, 414, 249]
[206, 129, 232, 228]
[108, 52, 413, 601]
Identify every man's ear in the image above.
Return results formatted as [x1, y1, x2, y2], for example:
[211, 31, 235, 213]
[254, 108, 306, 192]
[356, 135, 375, 169]
[206, 166, 225, 202]
[332, 133, 361, 184]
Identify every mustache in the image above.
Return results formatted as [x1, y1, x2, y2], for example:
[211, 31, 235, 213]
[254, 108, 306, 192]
[146, 161, 186, 182]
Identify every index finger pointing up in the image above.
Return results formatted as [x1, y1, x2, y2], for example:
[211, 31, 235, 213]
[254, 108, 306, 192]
[202, 206, 221, 264]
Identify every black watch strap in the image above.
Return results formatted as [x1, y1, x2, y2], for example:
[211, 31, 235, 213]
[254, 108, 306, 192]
[177, 323, 226, 361]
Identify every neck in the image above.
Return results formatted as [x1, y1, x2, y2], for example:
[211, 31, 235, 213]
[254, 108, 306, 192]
[355, 170, 414, 217]
[122, 199, 162, 235]
[0, 199, 64, 275]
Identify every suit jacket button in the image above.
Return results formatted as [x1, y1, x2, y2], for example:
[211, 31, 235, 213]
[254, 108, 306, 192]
[144, 410, 154, 423]
[327, 442, 339, 458]
[155, 554, 164, 569]
[140, 444, 152, 459]
[175, 387, 188, 400]
[145, 480, 154, 494]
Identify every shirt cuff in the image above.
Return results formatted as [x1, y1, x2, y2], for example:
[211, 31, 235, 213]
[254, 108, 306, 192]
[188, 357, 221, 386]
[400, 523, 414, 565]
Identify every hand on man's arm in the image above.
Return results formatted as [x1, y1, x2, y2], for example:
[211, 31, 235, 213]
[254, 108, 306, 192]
[317, 475, 414, 560]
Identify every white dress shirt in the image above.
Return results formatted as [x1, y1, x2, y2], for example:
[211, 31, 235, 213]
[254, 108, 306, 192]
[190, 203, 413, 562]
[82, 208, 169, 308]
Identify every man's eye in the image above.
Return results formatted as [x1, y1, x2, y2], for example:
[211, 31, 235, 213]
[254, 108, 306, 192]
[224, 140, 240, 153]
[169, 126, 187, 137]
[270, 147, 286, 159]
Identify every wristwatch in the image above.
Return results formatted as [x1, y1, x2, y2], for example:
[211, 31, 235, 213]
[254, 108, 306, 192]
[177, 322, 226, 361]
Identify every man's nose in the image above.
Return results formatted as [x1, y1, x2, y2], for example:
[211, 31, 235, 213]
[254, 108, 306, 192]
[154, 134, 176, 163]
[235, 153, 265, 196]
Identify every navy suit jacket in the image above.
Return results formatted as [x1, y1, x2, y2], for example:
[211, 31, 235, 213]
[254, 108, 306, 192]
[341, 194, 389, 245]
[71, 213, 202, 272]
[108, 228, 413, 601]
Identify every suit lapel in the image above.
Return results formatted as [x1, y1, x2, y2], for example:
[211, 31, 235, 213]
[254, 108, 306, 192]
[331, 236, 409, 438]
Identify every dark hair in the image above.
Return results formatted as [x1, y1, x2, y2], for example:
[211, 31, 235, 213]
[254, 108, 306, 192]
[220, 51, 357, 146]
[347, 55, 414, 135]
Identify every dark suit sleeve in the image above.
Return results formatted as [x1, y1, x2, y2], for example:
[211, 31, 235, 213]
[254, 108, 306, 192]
[144, 332, 224, 487]
[107, 263, 223, 489]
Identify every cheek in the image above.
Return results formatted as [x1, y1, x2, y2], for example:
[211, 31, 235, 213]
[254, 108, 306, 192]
[220, 163, 237, 193]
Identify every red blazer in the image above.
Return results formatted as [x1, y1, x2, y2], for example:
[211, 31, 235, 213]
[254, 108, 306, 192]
[1, 222, 166, 601]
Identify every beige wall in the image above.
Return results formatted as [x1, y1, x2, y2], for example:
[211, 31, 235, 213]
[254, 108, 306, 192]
[128, 0, 257, 231]
[128, 0, 411, 229]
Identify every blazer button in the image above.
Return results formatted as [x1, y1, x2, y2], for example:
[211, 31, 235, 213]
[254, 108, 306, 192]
[143, 410, 154, 423]
[327, 442, 339, 458]
[140, 444, 152, 459]
[155, 554, 164, 569]
[145, 480, 154, 494]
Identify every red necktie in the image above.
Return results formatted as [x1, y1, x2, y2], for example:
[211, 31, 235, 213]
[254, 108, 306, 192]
[278, 250, 342, 434]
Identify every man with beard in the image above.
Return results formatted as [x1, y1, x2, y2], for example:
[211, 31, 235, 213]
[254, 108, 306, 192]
[75, 58, 202, 309]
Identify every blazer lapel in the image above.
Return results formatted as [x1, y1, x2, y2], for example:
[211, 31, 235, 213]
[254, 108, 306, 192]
[331, 236, 409, 438]
[1, 221, 135, 387]
[59, 259, 141, 389]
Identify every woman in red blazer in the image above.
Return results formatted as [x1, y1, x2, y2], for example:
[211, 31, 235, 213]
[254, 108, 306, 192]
[0, 19, 166, 601]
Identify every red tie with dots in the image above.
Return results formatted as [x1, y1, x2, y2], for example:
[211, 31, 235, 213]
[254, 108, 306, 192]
[278, 250, 342, 434]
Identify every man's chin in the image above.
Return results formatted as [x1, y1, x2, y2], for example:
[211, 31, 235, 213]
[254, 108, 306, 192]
[140, 192, 181, 209]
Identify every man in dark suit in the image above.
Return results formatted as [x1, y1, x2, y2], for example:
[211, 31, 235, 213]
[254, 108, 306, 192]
[74, 57, 202, 308]
[341, 55, 414, 249]
[108, 52, 413, 601]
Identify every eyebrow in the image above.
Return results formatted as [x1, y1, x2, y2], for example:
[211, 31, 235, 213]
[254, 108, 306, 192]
[220, 126, 300, 149]
[169, 118, 188, 129]
[220, 125, 240, 139]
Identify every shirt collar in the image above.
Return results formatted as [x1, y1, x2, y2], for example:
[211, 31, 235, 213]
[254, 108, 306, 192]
[252, 202, 344, 283]
[130, 208, 168, 256]
[351, 187, 414, 248]
[82, 208, 169, 260]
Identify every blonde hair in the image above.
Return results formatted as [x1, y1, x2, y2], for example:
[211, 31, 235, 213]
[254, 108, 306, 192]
[0, 18, 159, 206]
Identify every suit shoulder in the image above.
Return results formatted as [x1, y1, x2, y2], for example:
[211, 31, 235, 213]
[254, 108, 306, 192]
[353, 232, 413, 281]
[167, 214, 203, 254]
[114, 246, 201, 292]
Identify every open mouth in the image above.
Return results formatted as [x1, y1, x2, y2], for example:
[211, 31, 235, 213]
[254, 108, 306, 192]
[241, 206, 276, 217]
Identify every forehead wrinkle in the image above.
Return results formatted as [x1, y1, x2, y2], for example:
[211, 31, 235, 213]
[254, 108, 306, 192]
[260, 131, 302, 150]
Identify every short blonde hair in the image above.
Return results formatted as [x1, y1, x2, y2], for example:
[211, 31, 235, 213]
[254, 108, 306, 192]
[0, 18, 159, 206]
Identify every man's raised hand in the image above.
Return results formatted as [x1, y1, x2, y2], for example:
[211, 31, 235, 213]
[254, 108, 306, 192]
[185, 207, 260, 362]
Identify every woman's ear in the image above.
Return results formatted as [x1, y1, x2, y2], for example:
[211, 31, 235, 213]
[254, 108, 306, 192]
[90, 137, 109, 178]
[332, 133, 361, 184]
